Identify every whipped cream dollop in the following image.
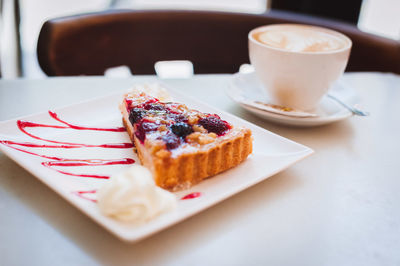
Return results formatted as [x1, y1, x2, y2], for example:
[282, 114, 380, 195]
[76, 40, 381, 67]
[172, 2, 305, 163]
[97, 165, 177, 223]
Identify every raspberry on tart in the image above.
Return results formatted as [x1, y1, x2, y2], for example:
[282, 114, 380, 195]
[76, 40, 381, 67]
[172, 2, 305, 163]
[120, 90, 252, 191]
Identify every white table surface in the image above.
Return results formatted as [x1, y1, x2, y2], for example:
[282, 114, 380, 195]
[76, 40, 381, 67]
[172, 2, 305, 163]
[0, 73, 399, 266]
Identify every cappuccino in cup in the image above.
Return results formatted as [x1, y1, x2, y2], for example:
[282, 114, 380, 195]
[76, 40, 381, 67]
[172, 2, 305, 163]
[249, 24, 352, 111]
[252, 24, 348, 53]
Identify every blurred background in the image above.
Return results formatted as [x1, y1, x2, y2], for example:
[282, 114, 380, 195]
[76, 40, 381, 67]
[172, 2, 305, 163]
[0, 0, 399, 79]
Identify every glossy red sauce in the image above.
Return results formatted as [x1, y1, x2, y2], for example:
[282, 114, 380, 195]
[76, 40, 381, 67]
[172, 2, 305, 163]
[72, 190, 97, 203]
[181, 192, 202, 200]
[1, 111, 203, 204]
[17, 119, 132, 148]
[0, 111, 135, 201]
[48, 111, 126, 132]
[41, 158, 135, 179]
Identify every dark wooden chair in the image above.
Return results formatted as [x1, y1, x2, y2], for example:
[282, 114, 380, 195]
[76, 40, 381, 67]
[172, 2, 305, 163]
[37, 9, 400, 76]
[270, 0, 363, 24]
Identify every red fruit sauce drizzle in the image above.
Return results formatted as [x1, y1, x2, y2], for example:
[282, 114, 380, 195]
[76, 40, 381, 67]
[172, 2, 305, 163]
[41, 158, 135, 179]
[72, 190, 97, 203]
[48, 111, 126, 132]
[0, 111, 135, 202]
[181, 192, 202, 200]
[17, 120, 133, 148]
[1, 110, 202, 202]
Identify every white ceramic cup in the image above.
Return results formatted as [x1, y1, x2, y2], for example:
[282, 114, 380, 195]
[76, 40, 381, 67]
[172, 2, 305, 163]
[248, 24, 352, 111]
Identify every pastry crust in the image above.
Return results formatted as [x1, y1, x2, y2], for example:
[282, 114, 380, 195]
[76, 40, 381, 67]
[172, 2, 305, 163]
[120, 93, 252, 191]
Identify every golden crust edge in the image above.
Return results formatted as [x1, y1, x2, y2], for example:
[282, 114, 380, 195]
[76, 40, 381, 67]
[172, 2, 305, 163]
[120, 102, 253, 191]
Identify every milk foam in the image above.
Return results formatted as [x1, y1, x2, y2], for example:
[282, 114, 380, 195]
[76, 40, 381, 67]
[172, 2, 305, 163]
[254, 25, 347, 52]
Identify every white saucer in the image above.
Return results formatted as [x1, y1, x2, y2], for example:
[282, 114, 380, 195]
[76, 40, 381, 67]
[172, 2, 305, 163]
[228, 71, 358, 127]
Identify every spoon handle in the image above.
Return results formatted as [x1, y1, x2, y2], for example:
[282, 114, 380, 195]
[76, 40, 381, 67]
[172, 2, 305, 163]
[327, 94, 370, 116]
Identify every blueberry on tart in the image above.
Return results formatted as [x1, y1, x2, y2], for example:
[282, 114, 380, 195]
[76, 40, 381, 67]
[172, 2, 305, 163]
[120, 90, 252, 191]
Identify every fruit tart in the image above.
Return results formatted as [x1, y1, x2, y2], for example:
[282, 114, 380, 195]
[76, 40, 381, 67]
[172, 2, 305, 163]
[120, 89, 252, 191]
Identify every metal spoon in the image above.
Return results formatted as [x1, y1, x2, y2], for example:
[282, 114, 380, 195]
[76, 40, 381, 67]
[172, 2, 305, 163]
[327, 94, 370, 116]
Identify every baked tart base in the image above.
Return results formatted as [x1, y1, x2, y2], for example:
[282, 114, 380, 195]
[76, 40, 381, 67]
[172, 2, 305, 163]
[120, 90, 252, 191]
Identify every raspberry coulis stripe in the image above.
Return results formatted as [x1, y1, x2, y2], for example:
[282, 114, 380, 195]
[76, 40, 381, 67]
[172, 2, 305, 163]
[0, 111, 137, 202]
[1, 110, 200, 202]
[17, 112, 133, 148]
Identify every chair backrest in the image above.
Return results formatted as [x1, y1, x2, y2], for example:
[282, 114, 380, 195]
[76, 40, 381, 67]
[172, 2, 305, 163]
[37, 9, 400, 76]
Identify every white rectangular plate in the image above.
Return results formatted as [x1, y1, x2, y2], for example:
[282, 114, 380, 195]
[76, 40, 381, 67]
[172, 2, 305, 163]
[0, 87, 313, 242]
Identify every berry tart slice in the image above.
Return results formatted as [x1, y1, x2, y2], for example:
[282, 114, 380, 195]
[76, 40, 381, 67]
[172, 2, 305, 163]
[120, 89, 252, 191]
